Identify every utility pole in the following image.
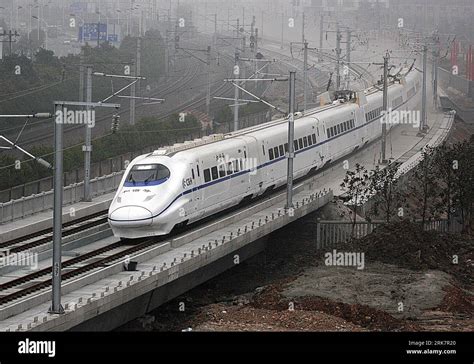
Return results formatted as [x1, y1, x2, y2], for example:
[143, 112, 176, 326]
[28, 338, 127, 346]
[79, 50, 84, 102]
[281, 12, 284, 50]
[303, 41, 308, 113]
[51, 102, 64, 315]
[0, 29, 20, 56]
[432, 35, 439, 108]
[319, 13, 324, 62]
[336, 24, 342, 90]
[420, 44, 427, 133]
[346, 29, 352, 89]
[206, 45, 211, 115]
[301, 12, 305, 45]
[83, 66, 93, 202]
[130, 37, 141, 126]
[286, 71, 296, 210]
[381, 52, 389, 164]
[233, 50, 240, 131]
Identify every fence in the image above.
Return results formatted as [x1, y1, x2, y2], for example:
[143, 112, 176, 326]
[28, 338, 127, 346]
[0, 172, 124, 224]
[315, 218, 463, 249]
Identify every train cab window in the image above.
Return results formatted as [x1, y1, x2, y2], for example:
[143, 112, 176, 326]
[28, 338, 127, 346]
[191, 169, 195, 180]
[294, 140, 298, 151]
[125, 164, 170, 187]
[279, 145, 284, 156]
[298, 138, 303, 149]
[312, 134, 317, 144]
[227, 162, 234, 175]
[204, 168, 211, 182]
[262, 145, 265, 155]
[240, 159, 244, 171]
[307, 135, 313, 146]
[211, 166, 218, 180]
[284, 143, 289, 153]
[269, 148, 274, 160]
[197, 165, 200, 177]
[274, 146, 279, 158]
[303, 136, 308, 148]
[218, 164, 226, 178]
[244, 151, 247, 159]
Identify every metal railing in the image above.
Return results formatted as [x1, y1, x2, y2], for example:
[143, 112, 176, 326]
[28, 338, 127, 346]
[316, 218, 463, 249]
[0, 172, 124, 224]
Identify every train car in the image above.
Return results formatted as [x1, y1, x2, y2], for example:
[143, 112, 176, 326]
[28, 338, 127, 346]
[108, 70, 421, 239]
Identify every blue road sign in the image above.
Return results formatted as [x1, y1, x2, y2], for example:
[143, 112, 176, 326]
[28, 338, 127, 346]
[78, 23, 108, 42]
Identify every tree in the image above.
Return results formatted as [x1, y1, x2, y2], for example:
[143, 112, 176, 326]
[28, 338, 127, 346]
[409, 146, 437, 227]
[340, 163, 371, 239]
[368, 163, 406, 223]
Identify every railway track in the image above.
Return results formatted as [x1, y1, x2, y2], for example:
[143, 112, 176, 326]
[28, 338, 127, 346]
[0, 210, 109, 254]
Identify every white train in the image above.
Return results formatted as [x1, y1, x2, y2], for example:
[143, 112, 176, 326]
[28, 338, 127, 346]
[108, 70, 421, 239]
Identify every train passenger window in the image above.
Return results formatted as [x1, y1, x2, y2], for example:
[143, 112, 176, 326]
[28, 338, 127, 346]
[294, 140, 299, 151]
[279, 145, 284, 156]
[336, 125, 341, 134]
[233, 160, 239, 172]
[303, 136, 308, 148]
[307, 135, 313, 146]
[274, 146, 279, 158]
[197, 165, 200, 177]
[269, 148, 274, 160]
[204, 169, 211, 182]
[312, 134, 316, 144]
[240, 159, 243, 171]
[343, 123, 347, 132]
[284, 143, 288, 153]
[218, 164, 226, 178]
[211, 166, 218, 180]
[191, 169, 195, 180]
[227, 162, 233, 175]
[298, 138, 303, 149]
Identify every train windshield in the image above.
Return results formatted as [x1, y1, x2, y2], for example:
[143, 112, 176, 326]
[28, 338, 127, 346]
[125, 164, 170, 186]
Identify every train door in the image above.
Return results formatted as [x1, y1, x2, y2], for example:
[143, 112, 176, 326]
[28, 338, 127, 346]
[192, 160, 203, 214]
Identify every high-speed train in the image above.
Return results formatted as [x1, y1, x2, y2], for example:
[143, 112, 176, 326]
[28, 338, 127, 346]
[108, 70, 421, 239]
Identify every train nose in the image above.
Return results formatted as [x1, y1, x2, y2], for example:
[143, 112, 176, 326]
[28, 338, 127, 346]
[108, 206, 153, 227]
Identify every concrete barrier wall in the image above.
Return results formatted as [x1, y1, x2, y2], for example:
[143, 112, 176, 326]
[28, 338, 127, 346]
[438, 67, 473, 97]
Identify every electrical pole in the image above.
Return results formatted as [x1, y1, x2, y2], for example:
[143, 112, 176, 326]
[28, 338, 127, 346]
[336, 24, 341, 90]
[50, 102, 64, 315]
[420, 44, 427, 133]
[381, 52, 389, 164]
[79, 49, 84, 102]
[233, 50, 240, 131]
[286, 71, 296, 210]
[206, 45, 211, 115]
[130, 37, 141, 126]
[281, 12, 284, 50]
[319, 13, 324, 62]
[83, 66, 93, 202]
[432, 36, 439, 108]
[346, 29, 352, 90]
[303, 41, 308, 113]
